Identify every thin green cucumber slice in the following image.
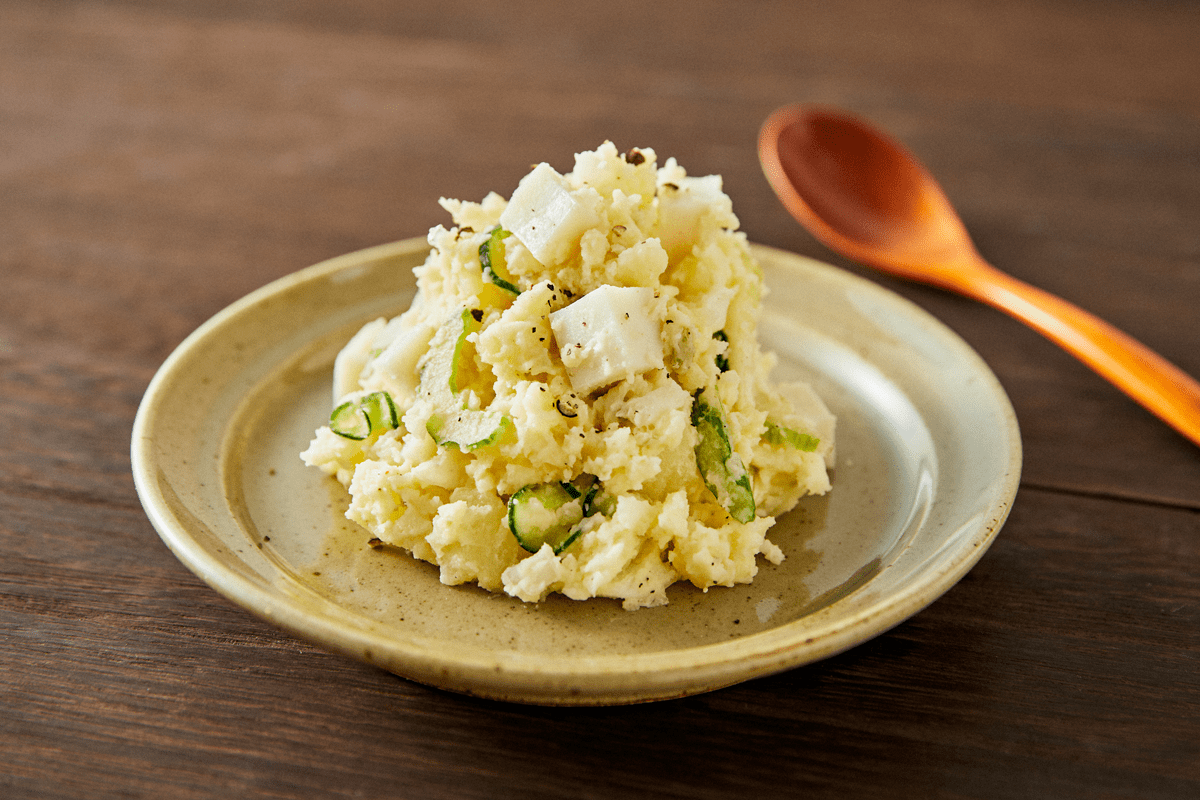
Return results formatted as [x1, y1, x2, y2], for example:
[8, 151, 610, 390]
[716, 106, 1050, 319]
[427, 412, 513, 451]
[329, 391, 399, 440]
[762, 420, 820, 452]
[568, 473, 616, 519]
[419, 307, 510, 451]
[449, 308, 488, 396]
[507, 482, 585, 554]
[713, 329, 730, 373]
[691, 387, 755, 523]
[479, 226, 520, 294]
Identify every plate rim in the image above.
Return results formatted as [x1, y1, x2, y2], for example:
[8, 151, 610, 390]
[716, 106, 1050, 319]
[131, 237, 1022, 705]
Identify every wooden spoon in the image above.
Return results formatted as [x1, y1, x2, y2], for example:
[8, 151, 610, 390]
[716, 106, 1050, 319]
[759, 104, 1200, 448]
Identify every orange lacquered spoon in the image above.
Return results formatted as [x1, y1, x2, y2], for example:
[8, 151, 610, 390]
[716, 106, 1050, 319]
[759, 104, 1200, 448]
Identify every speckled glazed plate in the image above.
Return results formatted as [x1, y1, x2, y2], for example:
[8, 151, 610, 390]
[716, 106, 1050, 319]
[131, 238, 1021, 706]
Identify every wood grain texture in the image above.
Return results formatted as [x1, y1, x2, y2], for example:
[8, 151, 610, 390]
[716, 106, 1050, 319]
[2, 1, 1198, 797]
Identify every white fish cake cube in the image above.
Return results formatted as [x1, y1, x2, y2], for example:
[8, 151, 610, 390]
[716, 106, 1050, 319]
[549, 285, 663, 396]
[656, 174, 728, 262]
[499, 163, 602, 266]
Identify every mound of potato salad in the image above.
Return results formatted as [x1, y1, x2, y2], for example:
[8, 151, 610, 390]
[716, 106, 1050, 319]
[301, 142, 836, 610]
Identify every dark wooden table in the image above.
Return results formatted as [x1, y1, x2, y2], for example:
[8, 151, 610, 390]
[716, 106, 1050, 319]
[4, 1, 1199, 797]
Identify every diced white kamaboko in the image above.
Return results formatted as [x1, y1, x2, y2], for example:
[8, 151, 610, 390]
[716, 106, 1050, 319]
[549, 285, 663, 396]
[499, 163, 602, 266]
[656, 174, 729, 263]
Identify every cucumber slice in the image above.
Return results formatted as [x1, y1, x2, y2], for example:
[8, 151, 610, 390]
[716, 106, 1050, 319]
[762, 420, 820, 452]
[574, 473, 616, 519]
[692, 388, 755, 523]
[477, 281, 517, 310]
[419, 308, 510, 451]
[449, 308, 488, 396]
[427, 412, 513, 451]
[507, 482, 585, 554]
[587, 489, 617, 519]
[329, 391, 399, 440]
[479, 226, 520, 295]
[713, 329, 730, 373]
[364, 391, 399, 430]
[330, 400, 370, 440]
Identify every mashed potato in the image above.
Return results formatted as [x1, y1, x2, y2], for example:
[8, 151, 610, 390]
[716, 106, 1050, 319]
[301, 142, 835, 610]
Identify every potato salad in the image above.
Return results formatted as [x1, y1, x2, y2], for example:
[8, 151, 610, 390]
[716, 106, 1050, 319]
[301, 142, 835, 610]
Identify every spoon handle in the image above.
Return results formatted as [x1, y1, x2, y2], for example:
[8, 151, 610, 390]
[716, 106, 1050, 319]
[961, 260, 1200, 447]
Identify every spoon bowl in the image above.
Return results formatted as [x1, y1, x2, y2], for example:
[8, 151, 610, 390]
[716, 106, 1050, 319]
[759, 104, 1200, 448]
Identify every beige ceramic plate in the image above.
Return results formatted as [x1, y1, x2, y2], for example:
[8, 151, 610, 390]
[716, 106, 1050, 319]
[132, 238, 1021, 706]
